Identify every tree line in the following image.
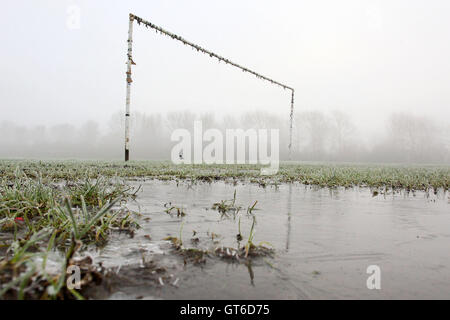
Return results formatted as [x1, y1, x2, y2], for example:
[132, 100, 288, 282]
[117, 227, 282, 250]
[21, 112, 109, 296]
[1, 110, 448, 163]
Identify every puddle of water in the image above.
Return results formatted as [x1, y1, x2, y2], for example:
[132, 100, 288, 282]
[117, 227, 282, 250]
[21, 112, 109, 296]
[93, 180, 450, 299]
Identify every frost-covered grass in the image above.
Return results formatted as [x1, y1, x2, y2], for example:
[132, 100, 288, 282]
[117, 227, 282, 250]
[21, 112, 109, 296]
[0, 164, 140, 299]
[1, 160, 448, 191]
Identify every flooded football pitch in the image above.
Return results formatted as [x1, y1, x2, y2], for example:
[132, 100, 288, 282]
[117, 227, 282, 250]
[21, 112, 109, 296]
[93, 180, 450, 299]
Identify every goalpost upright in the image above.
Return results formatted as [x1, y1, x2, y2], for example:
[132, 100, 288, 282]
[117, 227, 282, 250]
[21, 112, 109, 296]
[124, 13, 295, 162]
[124, 15, 134, 162]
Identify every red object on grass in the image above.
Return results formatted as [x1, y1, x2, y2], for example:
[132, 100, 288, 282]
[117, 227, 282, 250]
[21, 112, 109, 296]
[14, 217, 24, 222]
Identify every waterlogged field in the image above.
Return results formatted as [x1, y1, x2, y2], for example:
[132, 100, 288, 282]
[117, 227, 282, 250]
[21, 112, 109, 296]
[0, 160, 449, 299]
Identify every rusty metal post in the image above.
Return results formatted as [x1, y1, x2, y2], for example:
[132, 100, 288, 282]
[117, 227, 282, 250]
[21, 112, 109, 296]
[125, 14, 134, 161]
[289, 89, 294, 160]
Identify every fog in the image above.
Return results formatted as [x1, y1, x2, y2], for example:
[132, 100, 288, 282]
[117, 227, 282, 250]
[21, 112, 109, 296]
[0, 1, 449, 163]
[1, 110, 448, 163]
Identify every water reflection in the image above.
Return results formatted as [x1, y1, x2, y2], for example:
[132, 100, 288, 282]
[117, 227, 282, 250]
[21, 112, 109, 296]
[95, 180, 450, 299]
[286, 183, 292, 252]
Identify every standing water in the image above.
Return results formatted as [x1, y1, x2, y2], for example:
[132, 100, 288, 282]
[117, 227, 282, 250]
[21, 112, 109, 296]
[93, 180, 450, 299]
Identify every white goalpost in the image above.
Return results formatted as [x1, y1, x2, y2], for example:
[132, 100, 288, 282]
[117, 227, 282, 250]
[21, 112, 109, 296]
[124, 13, 295, 161]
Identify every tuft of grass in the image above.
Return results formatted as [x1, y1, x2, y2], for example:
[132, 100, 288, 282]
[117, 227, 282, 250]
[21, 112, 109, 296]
[240, 216, 274, 259]
[212, 190, 242, 218]
[163, 203, 186, 217]
[0, 169, 141, 299]
[246, 201, 258, 215]
[0, 223, 105, 300]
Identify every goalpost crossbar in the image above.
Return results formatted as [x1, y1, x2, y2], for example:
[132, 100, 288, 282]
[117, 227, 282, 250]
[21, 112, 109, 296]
[125, 13, 295, 161]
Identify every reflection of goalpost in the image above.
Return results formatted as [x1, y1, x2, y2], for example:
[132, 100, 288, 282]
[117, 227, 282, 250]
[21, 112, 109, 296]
[124, 13, 295, 161]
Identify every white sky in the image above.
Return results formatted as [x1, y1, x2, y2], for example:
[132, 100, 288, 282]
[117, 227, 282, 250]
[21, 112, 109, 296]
[1, 0, 449, 136]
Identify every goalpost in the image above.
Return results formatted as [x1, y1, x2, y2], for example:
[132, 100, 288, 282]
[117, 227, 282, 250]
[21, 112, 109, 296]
[124, 13, 295, 161]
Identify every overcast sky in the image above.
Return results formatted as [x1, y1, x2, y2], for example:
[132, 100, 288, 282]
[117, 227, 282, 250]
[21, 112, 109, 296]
[1, 0, 449, 136]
